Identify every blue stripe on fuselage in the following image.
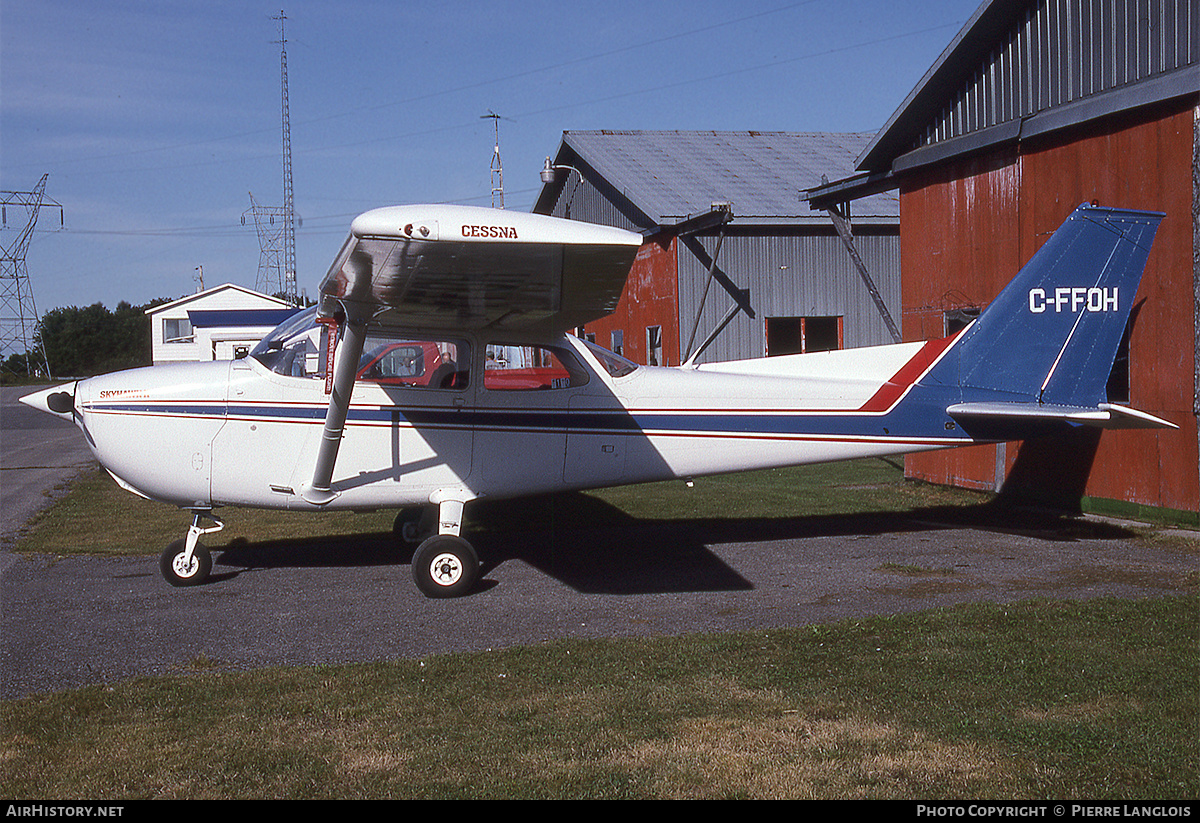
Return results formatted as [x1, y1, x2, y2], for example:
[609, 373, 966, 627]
[86, 391, 969, 444]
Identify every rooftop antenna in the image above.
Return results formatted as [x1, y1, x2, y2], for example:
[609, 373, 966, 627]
[1, 174, 63, 377]
[481, 111, 510, 209]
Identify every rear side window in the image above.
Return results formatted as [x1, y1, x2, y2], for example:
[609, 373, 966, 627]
[484, 344, 589, 391]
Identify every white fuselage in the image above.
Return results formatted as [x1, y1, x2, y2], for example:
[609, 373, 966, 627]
[52, 331, 966, 513]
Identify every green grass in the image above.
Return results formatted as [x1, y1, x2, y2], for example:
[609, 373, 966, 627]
[5, 458, 1197, 799]
[13, 457, 995, 558]
[1, 596, 1195, 799]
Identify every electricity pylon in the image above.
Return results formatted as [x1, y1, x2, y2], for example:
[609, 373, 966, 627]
[1, 175, 62, 377]
[482, 111, 509, 209]
[242, 192, 289, 298]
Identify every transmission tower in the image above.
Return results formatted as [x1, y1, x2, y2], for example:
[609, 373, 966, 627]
[482, 111, 508, 209]
[242, 191, 289, 296]
[276, 10, 297, 302]
[243, 11, 298, 302]
[1, 175, 63, 377]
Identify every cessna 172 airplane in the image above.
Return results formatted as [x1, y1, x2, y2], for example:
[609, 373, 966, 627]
[21, 201, 1175, 597]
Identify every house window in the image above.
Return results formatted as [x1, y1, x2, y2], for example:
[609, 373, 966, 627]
[766, 316, 842, 355]
[163, 318, 192, 344]
[646, 326, 662, 366]
[610, 330, 623, 357]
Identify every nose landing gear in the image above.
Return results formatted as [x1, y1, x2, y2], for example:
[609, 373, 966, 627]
[160, 512, 223, 587]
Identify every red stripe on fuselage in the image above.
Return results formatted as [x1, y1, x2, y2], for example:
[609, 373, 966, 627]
[858, 333, 960, 413]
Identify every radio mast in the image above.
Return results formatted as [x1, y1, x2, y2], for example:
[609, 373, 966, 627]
[244, 11, 298, 302]
[276, 10, 297, 301]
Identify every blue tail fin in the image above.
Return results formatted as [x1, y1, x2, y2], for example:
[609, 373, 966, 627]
[920, 203, 1174, 433]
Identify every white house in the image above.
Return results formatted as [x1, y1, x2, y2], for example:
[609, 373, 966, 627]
[146, 284, 300, 364]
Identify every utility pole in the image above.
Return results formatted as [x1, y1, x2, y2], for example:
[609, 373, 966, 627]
[1, 175, 62, 377]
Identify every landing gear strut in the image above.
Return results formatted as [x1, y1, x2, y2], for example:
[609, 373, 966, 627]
[160, 512, 223, 587]
[410, 496, 479, 598]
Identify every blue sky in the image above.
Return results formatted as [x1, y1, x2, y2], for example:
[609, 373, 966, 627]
[1, 0, 980, 328]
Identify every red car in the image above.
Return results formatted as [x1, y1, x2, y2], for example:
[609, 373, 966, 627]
[357, 341, 465, 389]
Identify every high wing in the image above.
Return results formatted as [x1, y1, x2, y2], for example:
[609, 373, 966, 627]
[318, 204, 642, 333]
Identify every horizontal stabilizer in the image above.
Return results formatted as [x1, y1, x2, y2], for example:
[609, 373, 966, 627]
[947, 401, 1177, 430]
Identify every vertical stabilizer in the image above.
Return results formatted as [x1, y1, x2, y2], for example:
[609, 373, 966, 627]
[922, 203, 1163, 410]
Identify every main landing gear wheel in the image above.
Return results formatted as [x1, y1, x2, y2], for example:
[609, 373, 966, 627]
[411, 534, 478, 598]
[160, 539, 212, 587]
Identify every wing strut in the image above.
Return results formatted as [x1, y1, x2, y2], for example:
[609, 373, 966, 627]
[302, 309, 369, 505]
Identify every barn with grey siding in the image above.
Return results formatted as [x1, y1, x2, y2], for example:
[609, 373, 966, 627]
[533, 131, 900, 366]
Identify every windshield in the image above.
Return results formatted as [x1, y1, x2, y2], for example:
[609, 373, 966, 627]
[581, 339, 638, 378]
[250, 306, 325, 378]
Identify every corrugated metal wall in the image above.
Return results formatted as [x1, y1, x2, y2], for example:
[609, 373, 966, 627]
[677, 230, 902, 364]
[543, 167, 902, 366]
[917, 0, 1198, 148]
[902, 97, 1197, 515]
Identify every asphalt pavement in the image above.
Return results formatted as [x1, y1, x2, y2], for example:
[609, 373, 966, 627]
[2, 383, 1196, 699]
[1, 385, 95, 550]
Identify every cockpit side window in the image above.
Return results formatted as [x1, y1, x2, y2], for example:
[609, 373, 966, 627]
[251, 309, 471, 389]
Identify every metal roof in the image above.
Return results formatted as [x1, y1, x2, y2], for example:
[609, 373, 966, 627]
[536, 130, 899, 229]
[855, 0, 1199, 174]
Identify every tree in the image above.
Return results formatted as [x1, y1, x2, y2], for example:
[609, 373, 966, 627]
[32, 299, 172, 377]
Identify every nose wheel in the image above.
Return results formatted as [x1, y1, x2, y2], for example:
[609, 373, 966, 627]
[160, 512, 223, 587]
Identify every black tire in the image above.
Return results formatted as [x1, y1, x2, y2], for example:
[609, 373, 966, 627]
[411, 534, 478, 598]
[159, 539, 212, 587]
